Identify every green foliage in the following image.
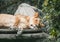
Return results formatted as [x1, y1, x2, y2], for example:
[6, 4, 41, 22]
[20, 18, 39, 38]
[49, 28, 58, 37]
[0, 0, 60, 39]
[42, 0, 60, 38]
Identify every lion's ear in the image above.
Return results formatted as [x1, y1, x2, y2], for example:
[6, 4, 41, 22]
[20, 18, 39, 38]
[34, 12, 39, 18]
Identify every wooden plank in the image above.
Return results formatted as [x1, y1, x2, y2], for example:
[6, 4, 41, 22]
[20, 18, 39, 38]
[0, 28, 48, 39]
[0, 34, 16, 39]
[0, 32, 49, 39]
[0, 28, 42, 34]
[0, 29, 17, 34]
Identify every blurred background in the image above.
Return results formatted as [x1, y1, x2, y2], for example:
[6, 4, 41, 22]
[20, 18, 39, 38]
[0, 0, 60, 42]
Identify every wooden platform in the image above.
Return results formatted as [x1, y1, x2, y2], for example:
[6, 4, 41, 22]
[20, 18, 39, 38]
[0, 28, 49, 39]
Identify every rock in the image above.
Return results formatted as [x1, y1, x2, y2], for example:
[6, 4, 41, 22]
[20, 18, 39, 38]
[14, 3, 44, 17]
[14, 3, 35, 17]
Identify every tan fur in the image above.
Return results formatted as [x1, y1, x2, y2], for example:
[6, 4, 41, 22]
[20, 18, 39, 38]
[0, 14, 30, 29]
[29, 12, 45, 28]
[14, 14, 30, 29]
[0, 14, 15, 27]
[13, 16, 20, 28]
[15, 12, 45, 29]
[34, 12, 45, 27]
